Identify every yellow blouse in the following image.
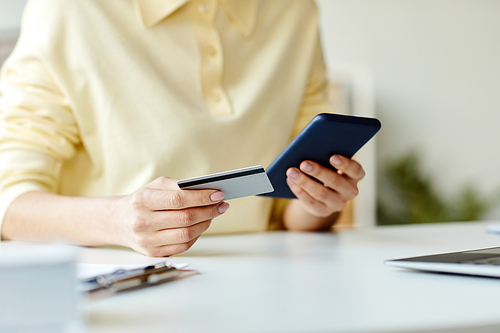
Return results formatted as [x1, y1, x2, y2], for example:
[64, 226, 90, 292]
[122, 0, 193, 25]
[0, 0, 334, 235]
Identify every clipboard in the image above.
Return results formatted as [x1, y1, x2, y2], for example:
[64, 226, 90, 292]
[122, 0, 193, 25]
[79, 261, 198, 299]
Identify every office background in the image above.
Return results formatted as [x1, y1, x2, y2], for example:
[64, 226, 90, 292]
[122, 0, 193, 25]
[1, 0, 500, 224]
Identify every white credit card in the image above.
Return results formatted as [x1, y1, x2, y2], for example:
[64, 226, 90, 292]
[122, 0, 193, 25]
[177, 165, 274, 200]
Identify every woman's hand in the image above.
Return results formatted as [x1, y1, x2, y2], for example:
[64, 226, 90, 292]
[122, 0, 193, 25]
[282, 155, 364, 231]
[115, 176, 229, 257]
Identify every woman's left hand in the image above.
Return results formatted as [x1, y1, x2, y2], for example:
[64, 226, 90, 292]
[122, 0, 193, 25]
[285, 154, 365, 219]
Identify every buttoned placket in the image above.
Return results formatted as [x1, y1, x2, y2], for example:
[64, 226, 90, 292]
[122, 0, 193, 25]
[189, 0, 233, 117]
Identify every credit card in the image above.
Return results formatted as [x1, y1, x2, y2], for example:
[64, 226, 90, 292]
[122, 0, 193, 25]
[177, 165, 274, 200]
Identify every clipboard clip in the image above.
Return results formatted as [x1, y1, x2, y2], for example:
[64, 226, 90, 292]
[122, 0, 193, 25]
[80, 261, 180, 297]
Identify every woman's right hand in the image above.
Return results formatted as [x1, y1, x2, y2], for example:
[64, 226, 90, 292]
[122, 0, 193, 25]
[114, 176, 229, 257]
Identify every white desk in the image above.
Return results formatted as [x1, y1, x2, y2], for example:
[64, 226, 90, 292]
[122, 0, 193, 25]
[6, 222, 500, 332]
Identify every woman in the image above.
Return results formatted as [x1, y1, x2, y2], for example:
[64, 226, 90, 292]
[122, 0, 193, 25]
[0, 0, 364, 256]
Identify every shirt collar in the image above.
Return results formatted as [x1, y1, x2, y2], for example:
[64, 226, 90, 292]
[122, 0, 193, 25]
[133, 0, 258, 38]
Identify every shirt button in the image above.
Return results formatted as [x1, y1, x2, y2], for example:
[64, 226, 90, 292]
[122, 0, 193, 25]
[206, 45, 217, 57]
[211, 92, 221, 103]
[198, 3, 210, 14]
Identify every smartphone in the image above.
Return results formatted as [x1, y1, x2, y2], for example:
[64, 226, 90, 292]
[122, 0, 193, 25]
[260, 113, 381, 199]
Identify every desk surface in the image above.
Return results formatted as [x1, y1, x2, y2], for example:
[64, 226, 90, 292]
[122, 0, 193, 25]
[8, 222, 500, 333]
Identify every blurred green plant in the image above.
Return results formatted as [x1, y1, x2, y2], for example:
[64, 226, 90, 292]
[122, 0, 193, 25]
[377, 151, 494, 225]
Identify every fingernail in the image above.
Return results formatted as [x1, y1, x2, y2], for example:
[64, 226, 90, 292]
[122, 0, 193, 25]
[218, 202, 230, 213]
[331, 155, 342, 165]
[287, 178, 296, 186]
[301, 162, 313, 172]
[210, 192, 225, 202]
[287, 168, 299, 179]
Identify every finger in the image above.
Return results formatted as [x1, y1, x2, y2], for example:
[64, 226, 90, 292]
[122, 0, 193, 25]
[143, 235, 202, 257]
[295, 162, 356, 200]
[147, 176, 181, 190]
[329, 155, 365, 181]
[286, 178, 336, 217]
[133, 187, 225, 211]
[152, 202, 229, 229]
[136, 219, 212, 257]
[151, 220, 211, 247]
[287, 166, 337, 202]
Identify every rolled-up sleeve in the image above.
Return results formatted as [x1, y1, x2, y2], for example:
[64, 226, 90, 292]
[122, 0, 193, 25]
[0, 27, 80, 229]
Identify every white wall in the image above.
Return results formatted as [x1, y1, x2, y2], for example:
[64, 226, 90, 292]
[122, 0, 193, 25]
[317, 0, 500, 219]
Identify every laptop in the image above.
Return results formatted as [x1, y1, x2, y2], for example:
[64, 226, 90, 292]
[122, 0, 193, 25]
[385, 247, 500, 278]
